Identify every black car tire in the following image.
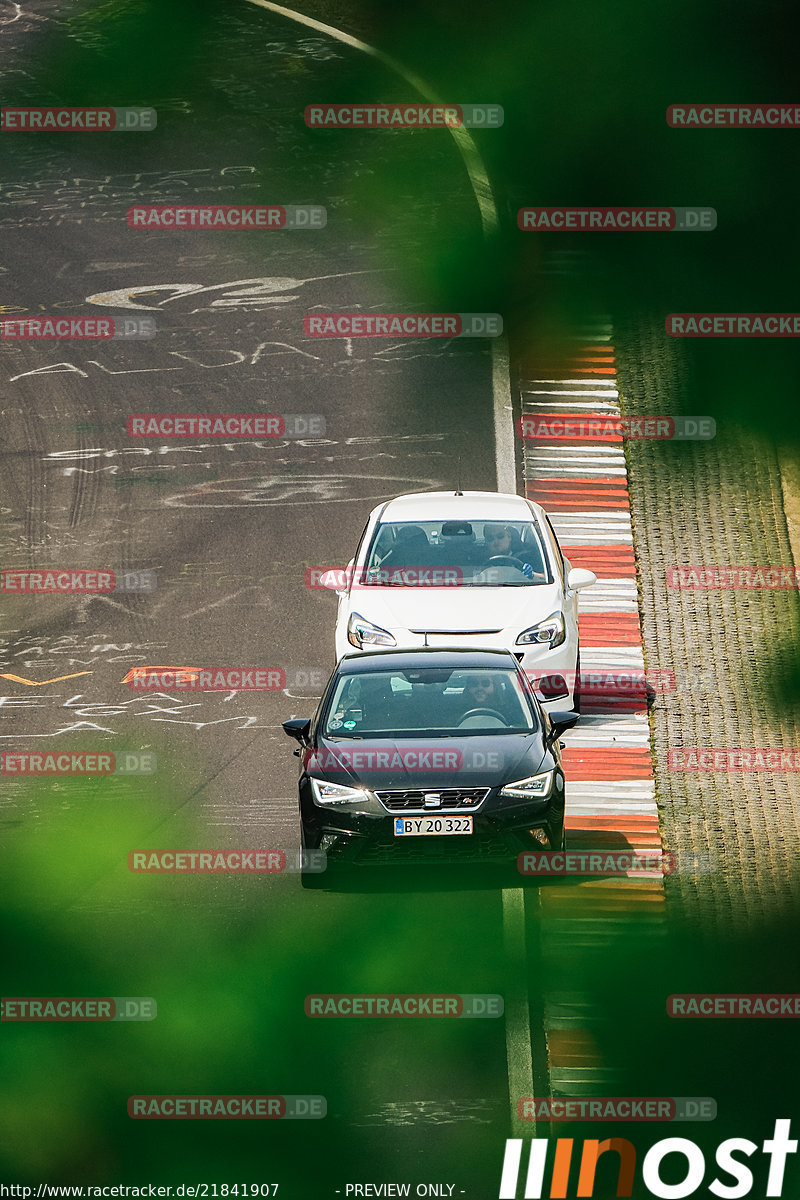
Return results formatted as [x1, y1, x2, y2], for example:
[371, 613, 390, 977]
[573, 648, 582, 714]
[547, 818, 566, 852]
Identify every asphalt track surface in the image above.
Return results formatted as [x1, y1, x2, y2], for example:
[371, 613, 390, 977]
[0, 3, 532, 1191]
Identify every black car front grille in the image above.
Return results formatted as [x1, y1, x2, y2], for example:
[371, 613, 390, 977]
[376, 787, 490, 813]
[408, 629, 502, 635]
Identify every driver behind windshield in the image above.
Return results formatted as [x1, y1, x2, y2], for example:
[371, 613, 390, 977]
[453, 671, 521, 725]
[479, 523, 535, 578]
[464, 675, 499, 706]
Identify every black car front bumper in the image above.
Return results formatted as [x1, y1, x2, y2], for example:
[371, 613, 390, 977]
[299, 781, 563, 865]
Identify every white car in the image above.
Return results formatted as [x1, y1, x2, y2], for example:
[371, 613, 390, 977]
[319, 490, 596, 709]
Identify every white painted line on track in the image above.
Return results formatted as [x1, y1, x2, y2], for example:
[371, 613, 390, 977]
[522, 389, 620, 399]
[494, 336, 517, 495]
[523, 399, 621, 411]
[551, 514, 633, 535]
[524, 378, 618, 387]
[581, 647, 646, 668]
[568, 731, 651, 749]
[526, 445, 627, 457]
[243, 0, 500, 237]
[568, 780, 656, 795]
[526, 466, 628, 478]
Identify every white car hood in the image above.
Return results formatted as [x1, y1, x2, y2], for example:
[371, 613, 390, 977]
[349, 583, 562, 632]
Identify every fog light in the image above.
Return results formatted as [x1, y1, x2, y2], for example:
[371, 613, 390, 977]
[320, 833, 341, 852]
[529, 827, 550, 845]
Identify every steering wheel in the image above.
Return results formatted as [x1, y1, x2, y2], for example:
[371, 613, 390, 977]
[457, 707, 507, 725]
[486, 555, 528, 569]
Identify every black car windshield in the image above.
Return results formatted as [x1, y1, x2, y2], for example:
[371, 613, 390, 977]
[323, 667, 538, 738]
[359, 519, 553, 586]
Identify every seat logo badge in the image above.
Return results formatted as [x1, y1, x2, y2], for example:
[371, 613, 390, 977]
[424, 793, 442, 808]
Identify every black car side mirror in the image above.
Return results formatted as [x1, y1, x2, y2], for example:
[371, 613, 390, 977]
[548, 710, 579, 740]
[282, 718, 311, 746]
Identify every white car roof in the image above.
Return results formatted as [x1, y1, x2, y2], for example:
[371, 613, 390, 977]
[376, 490, 543, 523]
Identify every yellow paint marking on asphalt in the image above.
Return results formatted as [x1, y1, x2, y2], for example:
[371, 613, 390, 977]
[0, 671, 93, 687]
[121, 666, 202, 684]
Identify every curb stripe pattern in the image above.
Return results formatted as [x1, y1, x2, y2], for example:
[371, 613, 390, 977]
[520, 324, 664, 1096]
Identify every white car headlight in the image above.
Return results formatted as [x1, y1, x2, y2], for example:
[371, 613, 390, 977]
[500, 770, 555, 799]
[310, 778, 372, 807]
[347, 612, 396, 649]
[516, 611, 566, 648]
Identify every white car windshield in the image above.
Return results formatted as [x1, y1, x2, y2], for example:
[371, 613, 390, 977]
[323, 667, 538, 738]
[359, 519, 553, 586]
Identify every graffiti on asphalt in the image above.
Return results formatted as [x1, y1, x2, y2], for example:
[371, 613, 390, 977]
[85, 274, 372, 313]
[6, 338, 472, 382]
[0, 166, 262, 226]
[0, 691, 277, 736]
[0, 633, 168, 672]
[44, 434, 447, 477]
[160, 472, 442, 508]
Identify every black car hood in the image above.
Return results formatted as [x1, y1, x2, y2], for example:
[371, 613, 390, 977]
[306, 732, 547, 791]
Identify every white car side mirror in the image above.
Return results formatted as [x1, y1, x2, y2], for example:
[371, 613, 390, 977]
[566, 567, 597, 591]
[319, 565, 351, 593]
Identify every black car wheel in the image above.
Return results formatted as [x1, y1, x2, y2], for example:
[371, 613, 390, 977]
[547, 818, 566, 851]
[573, 648, 582, 714]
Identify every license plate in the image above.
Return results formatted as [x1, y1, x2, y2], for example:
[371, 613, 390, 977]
[393, 816, 473, 837]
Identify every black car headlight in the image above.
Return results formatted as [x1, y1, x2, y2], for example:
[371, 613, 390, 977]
[309, 777, 384, 816]
[500, 770, 556, 799]
[311, 778, 371, 806]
